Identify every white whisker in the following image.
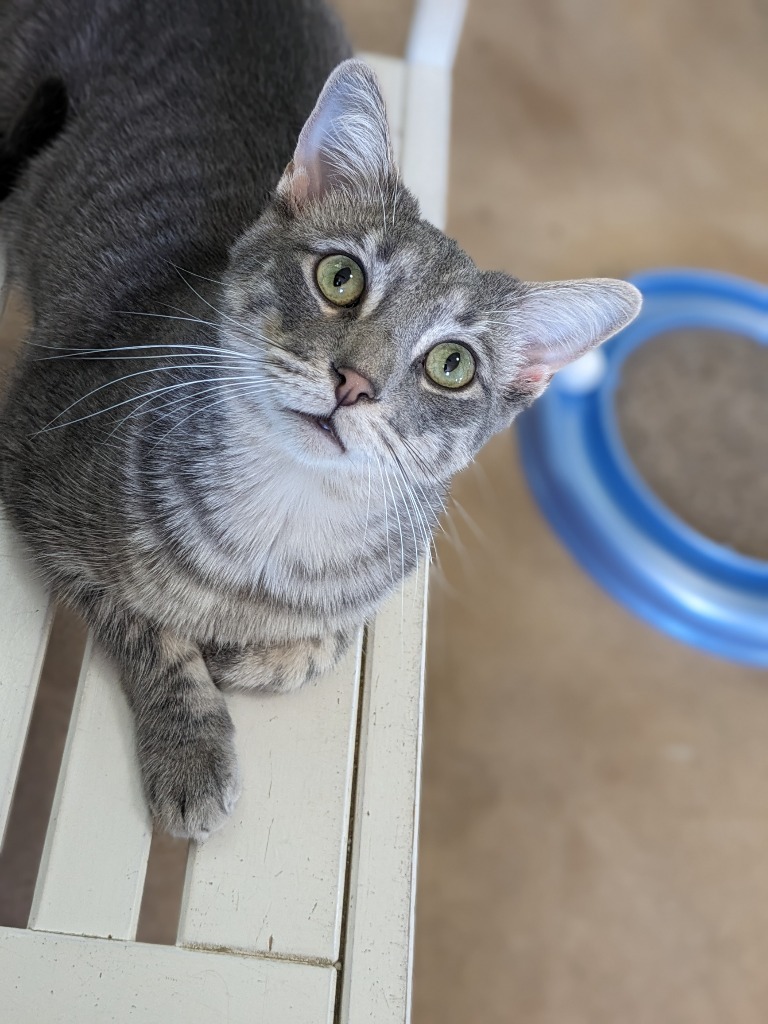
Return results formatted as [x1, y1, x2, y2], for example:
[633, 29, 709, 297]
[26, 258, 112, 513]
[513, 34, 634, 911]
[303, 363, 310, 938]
[37, 341, 262, 364]
[372, 451, 395, 591]
[148, 380, 277, 450]
[35, 371, 268, 434]
[358, 459, 373, 568]
[161, 258, 227, 287]
[104, 376, 277, 441]
[114, 309, 223, 331]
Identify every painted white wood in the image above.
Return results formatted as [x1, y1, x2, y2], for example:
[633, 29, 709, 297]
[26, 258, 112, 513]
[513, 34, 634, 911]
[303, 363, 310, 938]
[407, 0, 468, 69]
[29, 638, 152, 940]
[0, 927, 336, 1024]
[339, 569, 429, 1024]
[401, 62, 454, 228]
[0, 508, 54, 845]
[177, 636, 362, 961]
[340, 34, 454, 1021]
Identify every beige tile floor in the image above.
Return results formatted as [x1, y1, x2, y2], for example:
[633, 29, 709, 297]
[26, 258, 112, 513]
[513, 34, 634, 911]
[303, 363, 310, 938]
[335, 1, 768, 1021]
[2, 2, 768, 1021]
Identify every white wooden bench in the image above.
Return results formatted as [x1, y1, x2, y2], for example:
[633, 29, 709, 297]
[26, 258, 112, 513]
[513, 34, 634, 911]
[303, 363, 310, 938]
[0, 2, 467, 1021]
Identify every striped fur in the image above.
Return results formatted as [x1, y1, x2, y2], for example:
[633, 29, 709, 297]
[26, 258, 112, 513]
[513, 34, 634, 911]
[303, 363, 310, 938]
[0, 0, 640, 840]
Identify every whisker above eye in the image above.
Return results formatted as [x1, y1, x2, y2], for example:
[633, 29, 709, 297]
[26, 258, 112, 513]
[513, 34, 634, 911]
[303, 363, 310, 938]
[160, 256, 227, 288]
[170, 265, 296, 358]
[171, 266, 256, 338]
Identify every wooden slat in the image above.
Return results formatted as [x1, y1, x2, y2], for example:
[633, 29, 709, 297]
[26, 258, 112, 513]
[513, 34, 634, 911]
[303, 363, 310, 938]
[0, 509, 54, 845]
[28, 638, 152, 939]
[406, 0, 468, 69]
[177, 636, 362, 960]
[339, 570, 429, 1024]
[400, 62, 454, 228]
[339, 51, 451, 1024]
[0, 927, 336, 1024]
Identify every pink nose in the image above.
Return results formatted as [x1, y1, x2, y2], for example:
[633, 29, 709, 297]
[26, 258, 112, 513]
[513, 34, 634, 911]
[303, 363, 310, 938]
[335, 367, 374, 407]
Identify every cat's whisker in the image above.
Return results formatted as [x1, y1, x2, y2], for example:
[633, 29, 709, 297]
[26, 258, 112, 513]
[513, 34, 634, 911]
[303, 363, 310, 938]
[172, 266, 259, 339]
[388, 459, 422, 565]
[105, 376, 277, 441]
[103, 380, 271, 448]
[372, 450, 395, 592]
[391, 454, 436, 563]
[35, 372, 271, 434]
[397, 435, 449, 523]
[147, 379, 277, 451]
[36, 340, 264, 364]
[357, 459, 373, 568]
[171, 270, 297, 358]
[385, 463, 406, 589]
[381, 463, 407, 648]
[384, 455, 427, 617]
[449, 494, 487, 546]
[36, 362, 244, 430]
[160, 257, 227, 288]
[375, 427, 430, 561]
[399, 467, 433, 561]
[115, 309, 224, 332]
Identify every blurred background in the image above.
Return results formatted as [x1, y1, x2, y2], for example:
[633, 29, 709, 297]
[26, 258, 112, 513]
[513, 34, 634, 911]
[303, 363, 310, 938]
[332, 2, 768, 1022]
[1, 2, 767, 1022]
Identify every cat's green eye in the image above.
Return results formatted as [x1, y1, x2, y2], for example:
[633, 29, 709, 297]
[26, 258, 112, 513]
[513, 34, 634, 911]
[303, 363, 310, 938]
[316, 254, 365, 306]
[424, 342, 476, 389]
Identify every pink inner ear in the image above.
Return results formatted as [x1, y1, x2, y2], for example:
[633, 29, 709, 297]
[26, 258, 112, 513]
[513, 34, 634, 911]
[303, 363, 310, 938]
[277, 160, 311, 211]
[524, 364, 549, 383]
[520, 364, 552, 387]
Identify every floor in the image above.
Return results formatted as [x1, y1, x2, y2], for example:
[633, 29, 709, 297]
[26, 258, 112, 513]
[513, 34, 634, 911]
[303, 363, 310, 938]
[3, 1, 768, 1021]
[334, 2, 768, 1022]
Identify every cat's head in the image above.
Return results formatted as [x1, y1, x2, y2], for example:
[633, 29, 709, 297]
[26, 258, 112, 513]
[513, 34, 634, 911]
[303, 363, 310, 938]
[222, 59, 640, 485]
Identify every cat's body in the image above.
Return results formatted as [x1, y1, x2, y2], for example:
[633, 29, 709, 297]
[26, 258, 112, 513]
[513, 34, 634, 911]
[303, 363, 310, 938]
[0, 0, 640, 839]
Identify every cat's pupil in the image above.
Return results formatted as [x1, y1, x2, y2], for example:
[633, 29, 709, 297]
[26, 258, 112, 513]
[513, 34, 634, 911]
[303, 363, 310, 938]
[333, 267, 352, 287]
[444, 351, 461, 374]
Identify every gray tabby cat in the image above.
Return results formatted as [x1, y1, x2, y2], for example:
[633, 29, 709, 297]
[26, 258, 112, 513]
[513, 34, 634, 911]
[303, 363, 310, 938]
[0, 0, 640, 840]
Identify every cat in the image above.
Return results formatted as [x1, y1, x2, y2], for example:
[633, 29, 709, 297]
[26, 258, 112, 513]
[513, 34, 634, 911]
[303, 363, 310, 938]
[0, 0, 641, 841]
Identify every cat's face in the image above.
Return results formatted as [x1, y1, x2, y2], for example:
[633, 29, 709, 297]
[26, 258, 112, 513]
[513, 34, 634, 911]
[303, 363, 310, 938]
[221, 60, 640, 487]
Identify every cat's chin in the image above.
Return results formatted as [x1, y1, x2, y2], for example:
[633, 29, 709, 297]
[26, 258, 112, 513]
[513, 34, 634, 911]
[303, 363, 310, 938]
[279, 407, 355, 469]
[289, 410, 346, 454]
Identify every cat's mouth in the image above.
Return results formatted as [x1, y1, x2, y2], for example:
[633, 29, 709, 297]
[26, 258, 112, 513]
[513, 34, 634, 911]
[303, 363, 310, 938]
[289, 410, 346, 453]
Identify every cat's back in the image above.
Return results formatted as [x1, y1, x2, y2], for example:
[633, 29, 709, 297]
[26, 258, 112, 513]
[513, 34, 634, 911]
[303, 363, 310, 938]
[0, 0, 351, 319]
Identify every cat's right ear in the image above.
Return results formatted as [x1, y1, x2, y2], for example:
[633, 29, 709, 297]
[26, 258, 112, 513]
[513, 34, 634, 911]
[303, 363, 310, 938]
[277, 59, 395, 211]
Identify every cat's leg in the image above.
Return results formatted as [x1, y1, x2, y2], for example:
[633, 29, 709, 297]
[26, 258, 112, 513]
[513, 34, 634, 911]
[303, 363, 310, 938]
[87, 603, 241, 841]
[204, 631, 353, 694]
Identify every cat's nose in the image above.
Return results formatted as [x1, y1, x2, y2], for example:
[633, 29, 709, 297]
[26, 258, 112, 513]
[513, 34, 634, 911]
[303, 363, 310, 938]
[335, 367, 374, 406]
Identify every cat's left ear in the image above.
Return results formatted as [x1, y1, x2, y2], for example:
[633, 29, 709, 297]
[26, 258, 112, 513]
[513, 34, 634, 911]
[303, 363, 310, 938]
[505, 278, 642, 397]
[277, 58, 395, 210]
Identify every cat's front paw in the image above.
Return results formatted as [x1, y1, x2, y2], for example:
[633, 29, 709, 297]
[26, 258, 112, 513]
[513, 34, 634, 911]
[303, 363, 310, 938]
[141, 719, 242, 842]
